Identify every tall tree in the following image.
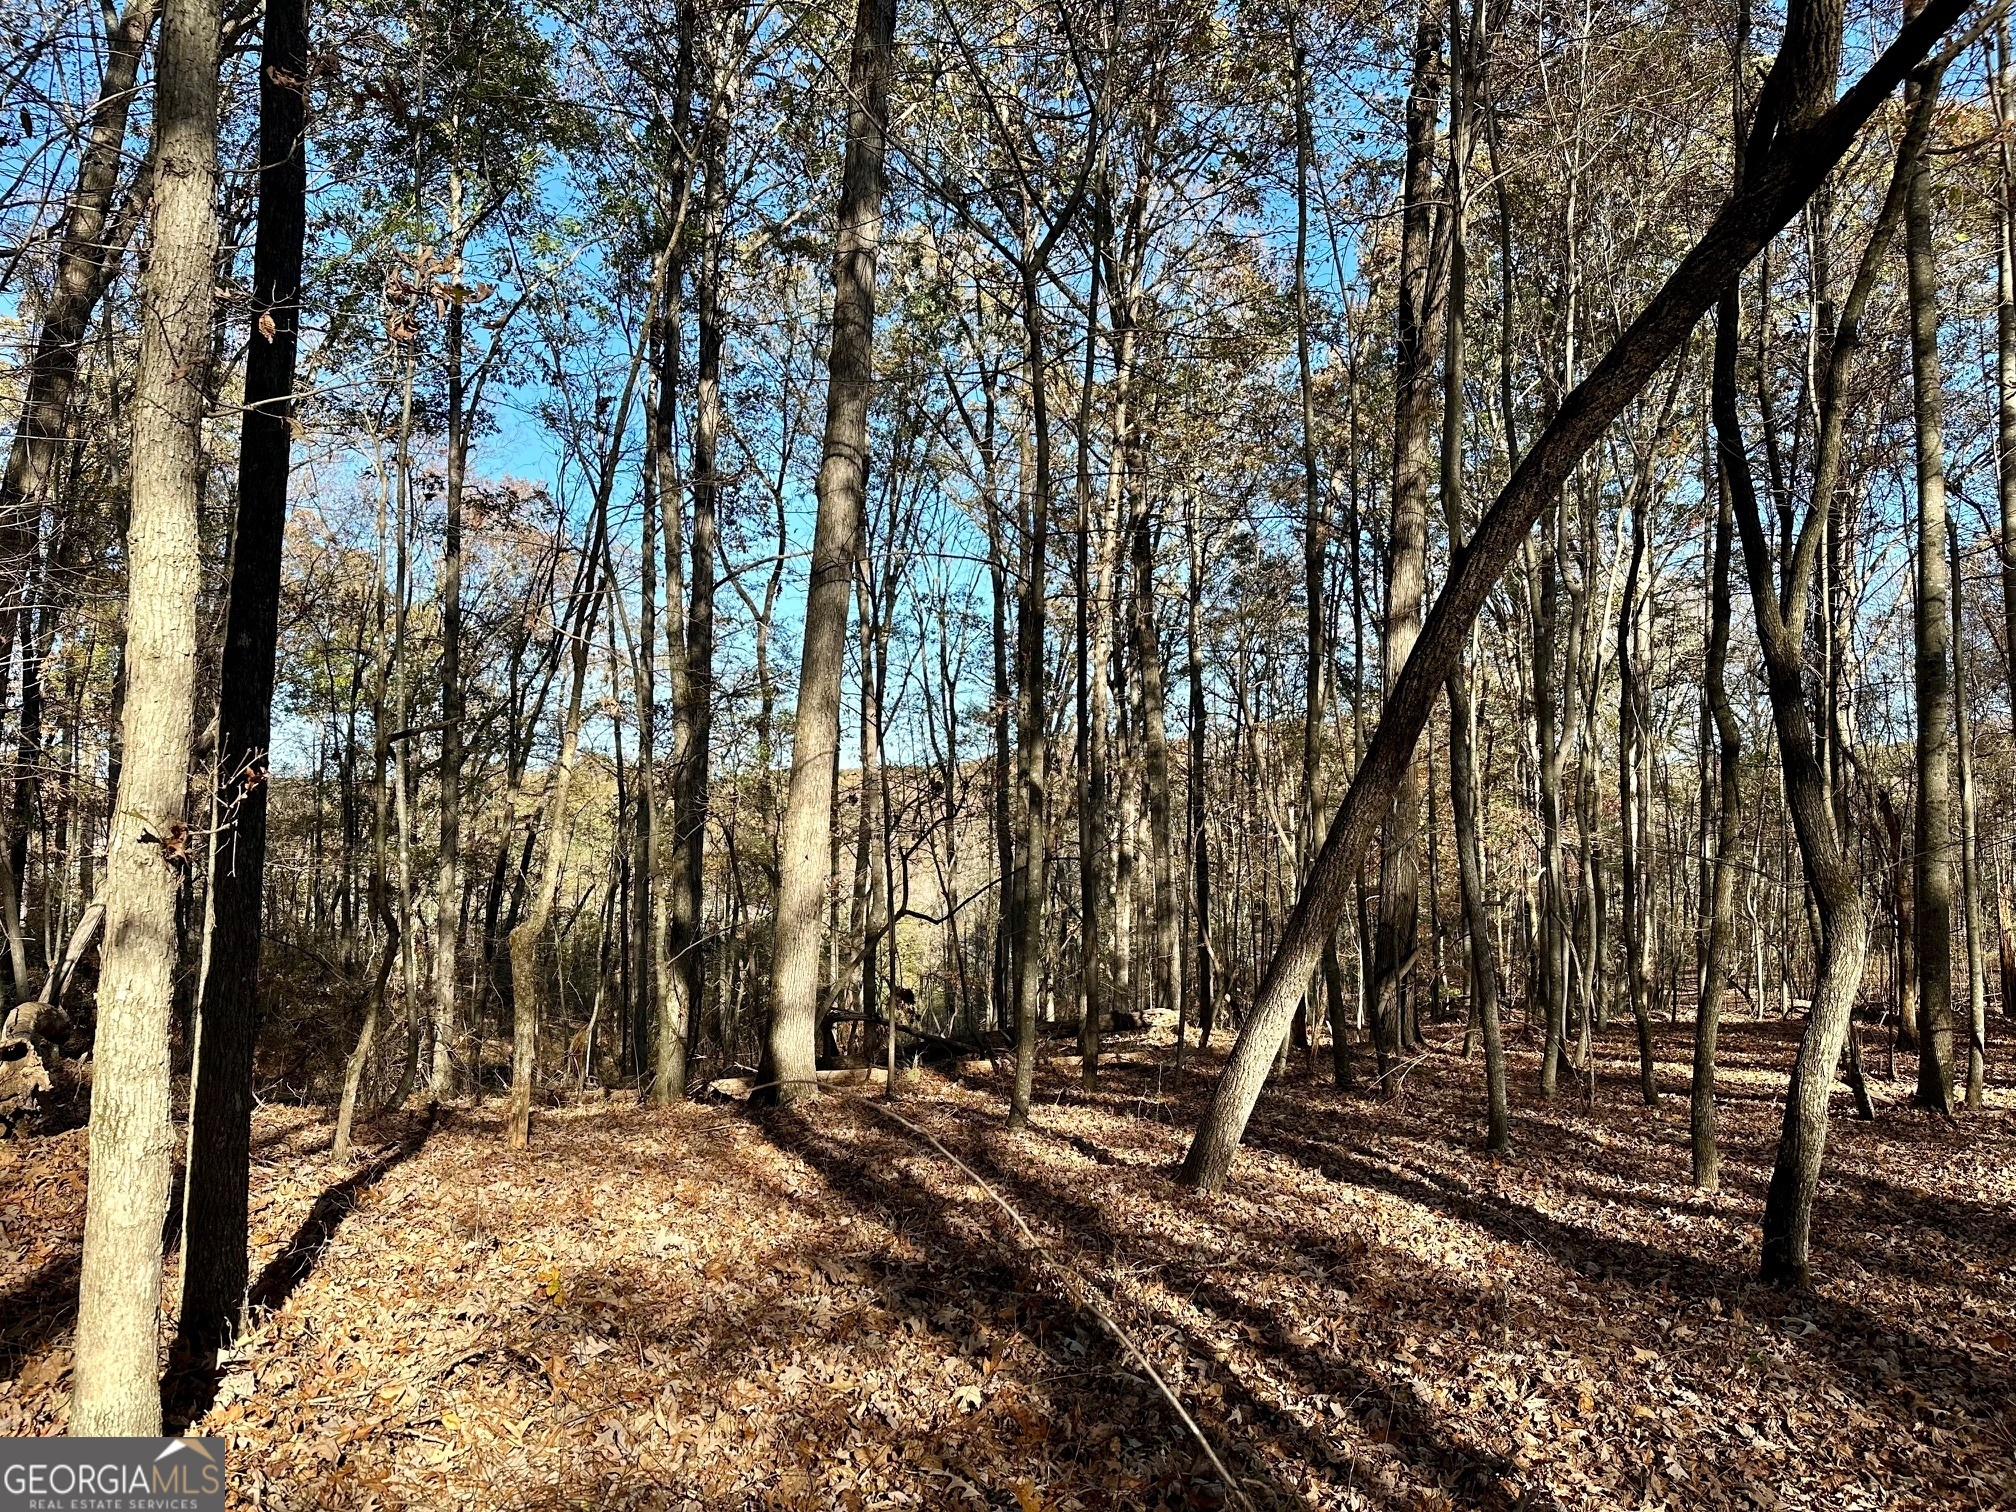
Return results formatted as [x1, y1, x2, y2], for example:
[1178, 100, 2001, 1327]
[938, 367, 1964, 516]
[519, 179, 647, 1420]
[1904, 47, 1955, 1114]
[666, 4, 744, 1083]
[69, 0, 221, 1435]
[178, 0, 311, 1353]
[1692, 460, 1742, 1190]
[1440, 0, 1507, 1146]
[1368, 1, 1447, 1093]
[763, 0, 898, 1105]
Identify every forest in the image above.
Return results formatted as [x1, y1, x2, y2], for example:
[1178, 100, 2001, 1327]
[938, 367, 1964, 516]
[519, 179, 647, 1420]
[1, 0, 2014, 1503]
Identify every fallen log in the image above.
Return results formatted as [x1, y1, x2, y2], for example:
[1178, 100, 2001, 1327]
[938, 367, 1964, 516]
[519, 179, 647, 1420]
[708, 1066, 917, 1099]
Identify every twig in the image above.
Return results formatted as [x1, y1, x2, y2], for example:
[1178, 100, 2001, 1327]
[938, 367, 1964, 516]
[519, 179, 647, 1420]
[853, 1099, 1255, 1511]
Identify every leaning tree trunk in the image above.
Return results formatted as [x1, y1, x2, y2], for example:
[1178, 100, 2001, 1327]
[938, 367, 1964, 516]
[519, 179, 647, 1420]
[69, 0, 220, 1437]
[1905, 53, 1955, 1115]
[1176, 0, 1969, 1195]
[764, 0, 897, 1104]
[176, 0, 309, 1354]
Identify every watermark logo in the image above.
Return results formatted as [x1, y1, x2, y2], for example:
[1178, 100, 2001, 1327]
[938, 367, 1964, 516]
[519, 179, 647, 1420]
[0, 1438, 225, 1511]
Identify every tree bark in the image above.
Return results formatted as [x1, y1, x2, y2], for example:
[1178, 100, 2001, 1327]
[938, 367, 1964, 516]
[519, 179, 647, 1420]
[1693, 463, 1743, 1190]
[69, 0, 219, 1436]
[1950, 519, 1988, 1109]
[763, 0, 895, 1104]
[1369, 2, 1447, 1095]
[1441, 0, 1506, 1145]
[177, 0, 309, 1353]
[1905, 53, 1955, 1114]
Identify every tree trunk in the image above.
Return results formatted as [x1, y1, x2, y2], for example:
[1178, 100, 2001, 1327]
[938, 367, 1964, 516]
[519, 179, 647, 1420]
[1994, 20, 2016, 1030]
[647, 0, 697, 1098]
[508, 528, 610, 1148]
[1440, 0, 1505, 1145]
[0, 0, 159, 652]
[1369, 2, 1447, 1096]
[1620, 479, 1657, 1106]
[335, 352, 411, 1166]
[1950, 519, 1988, 1109]
[1131, 473, 1177, 1037]
[177, 0, 308, 1353]
[432, 192, 469, 1104]
[1293, 18, 1327, 933]
[1693, 464, 1743, 1190]
[763, 0, 894, 1104]
[1176, 0, 1966, 1194]
[1743, 62, 1941, 1280]
[1008, 262, 1055, 1130]
[1186, 494, 1213, 1055]
[667, 12, 740, 1086]
[69, 0, 219, 1436]
[1905, 54, 1955, 1114]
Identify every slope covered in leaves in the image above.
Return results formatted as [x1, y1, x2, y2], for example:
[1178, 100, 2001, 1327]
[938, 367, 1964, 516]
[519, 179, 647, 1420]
[1, 1020, 2012, 1510]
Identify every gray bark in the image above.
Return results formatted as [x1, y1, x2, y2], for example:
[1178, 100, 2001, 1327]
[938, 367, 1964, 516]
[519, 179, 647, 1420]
[763, 0, 895, 1103]
[69, 0, 219, 1437]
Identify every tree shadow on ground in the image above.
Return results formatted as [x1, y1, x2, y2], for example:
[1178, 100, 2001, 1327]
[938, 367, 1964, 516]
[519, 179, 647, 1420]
[161, 1106, 437, 1429]
[1234, 1112, 2011, 1427]
[758, 1099, 1527, 1512]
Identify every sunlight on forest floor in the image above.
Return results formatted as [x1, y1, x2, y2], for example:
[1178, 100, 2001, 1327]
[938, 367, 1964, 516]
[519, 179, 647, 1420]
[3, 1022, 2013, 1510]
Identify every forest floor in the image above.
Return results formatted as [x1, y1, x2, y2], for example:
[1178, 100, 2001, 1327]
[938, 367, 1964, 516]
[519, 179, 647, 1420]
[3, 1018, 2014, 1511]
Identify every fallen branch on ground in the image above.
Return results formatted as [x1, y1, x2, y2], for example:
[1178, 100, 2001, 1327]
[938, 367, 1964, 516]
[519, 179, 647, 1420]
[853, 1097, 1255, 1512]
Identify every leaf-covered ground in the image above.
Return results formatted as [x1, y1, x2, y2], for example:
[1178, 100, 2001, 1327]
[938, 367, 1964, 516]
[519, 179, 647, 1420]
[2, 1019, 2013, 1510]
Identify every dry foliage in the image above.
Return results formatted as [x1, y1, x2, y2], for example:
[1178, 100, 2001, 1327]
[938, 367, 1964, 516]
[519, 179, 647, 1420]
[2, 1020, 2012, 1510]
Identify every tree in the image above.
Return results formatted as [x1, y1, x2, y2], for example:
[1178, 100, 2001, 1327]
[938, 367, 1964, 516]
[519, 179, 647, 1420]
[69, 0, 221, 1435]
[763, 0, 898, 1106]
[178, 0, 311, 1354]
[1904, 45, 1955, 1115]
